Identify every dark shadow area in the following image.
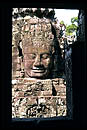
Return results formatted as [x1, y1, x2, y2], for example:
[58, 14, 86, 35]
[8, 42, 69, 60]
[1, 2, 86, 129]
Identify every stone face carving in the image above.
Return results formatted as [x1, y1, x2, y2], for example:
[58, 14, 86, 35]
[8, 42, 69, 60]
[22, 18, 55, 79]
[23, 45, 53, 79]
[12, 9, 66, 118]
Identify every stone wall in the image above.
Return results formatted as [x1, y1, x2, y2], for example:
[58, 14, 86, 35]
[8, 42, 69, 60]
[12, 8, 68, 118]
[12, 78, 66, 118]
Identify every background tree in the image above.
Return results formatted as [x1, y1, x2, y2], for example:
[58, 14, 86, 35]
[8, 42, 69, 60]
[66, 17, 78, 36]
[71, 16, 78, 24]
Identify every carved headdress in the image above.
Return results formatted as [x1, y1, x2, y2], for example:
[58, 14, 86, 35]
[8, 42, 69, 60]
[21, 16, 55, 54]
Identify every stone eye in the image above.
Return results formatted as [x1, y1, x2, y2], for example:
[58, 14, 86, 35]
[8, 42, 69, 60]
[41, 54, 49, 59]
[29, 54, 36, 59]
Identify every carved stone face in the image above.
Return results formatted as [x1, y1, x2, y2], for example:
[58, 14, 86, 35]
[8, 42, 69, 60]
[23, 45, 53, 79]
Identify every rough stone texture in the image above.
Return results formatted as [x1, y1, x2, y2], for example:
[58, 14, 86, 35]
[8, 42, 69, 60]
[12, 78, 66, 118]
[12, 16, 63, 79]
[12, 96, 66, 118]
[12, 8, 71, 118]
[12, 8, 55, 20]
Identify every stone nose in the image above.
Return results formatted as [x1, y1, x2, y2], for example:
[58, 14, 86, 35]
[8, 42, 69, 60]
[33, 55, 41, 67]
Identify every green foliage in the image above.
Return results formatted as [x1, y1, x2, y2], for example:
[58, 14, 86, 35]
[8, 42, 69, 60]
[71, 16, 78, 24]
[66, 16, 78, 36]
[66, 24, 77, 33]
[60, 20, 64, 25]
[65, 32, 73, 36]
